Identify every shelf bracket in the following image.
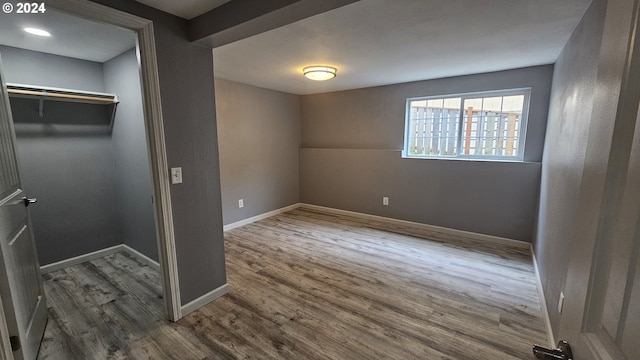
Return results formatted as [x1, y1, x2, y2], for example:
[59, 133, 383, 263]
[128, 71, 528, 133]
[38, 91, 47, 118]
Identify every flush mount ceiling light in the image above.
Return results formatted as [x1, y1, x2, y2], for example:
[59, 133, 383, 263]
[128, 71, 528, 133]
[303, 66, 337, 81]
[24, 27, 51, 37]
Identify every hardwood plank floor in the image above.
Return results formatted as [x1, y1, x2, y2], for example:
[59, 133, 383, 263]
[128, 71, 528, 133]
[38, 208, 546, 359]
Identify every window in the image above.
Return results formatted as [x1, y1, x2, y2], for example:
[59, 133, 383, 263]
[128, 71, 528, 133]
[403, 88, 530, 161]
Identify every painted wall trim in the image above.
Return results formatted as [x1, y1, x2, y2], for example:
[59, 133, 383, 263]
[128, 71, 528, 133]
[531, 246, 556, 348]
[40, 245, 123, 274]
[40, 244, 162, 274]
[223, 202, 529, 249]
[0, 294, 12, 360]
[180, 283, 230, 316]
[135, 19, 182, 323]
[223, 203, 301, 232]
[47, 0, 182, 322]
[300, 203, 531, 249]
[122, 245, 160, 271]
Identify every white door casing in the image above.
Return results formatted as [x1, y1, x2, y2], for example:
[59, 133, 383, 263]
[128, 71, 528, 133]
[579, 10, 640, 355]
[0, 55, 48, 360]
[560, 0, 640, 358]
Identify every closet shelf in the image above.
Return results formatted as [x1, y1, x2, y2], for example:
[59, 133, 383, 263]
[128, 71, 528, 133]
[6, 83, 119, 127]
[6, 83, 119, 104]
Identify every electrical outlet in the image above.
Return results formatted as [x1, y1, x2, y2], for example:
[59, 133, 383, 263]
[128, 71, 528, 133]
[558, 292, 565, 313]
[238, 199, 244, 208]
[383, 197, 389, 206]
[170, 167, 182, 184]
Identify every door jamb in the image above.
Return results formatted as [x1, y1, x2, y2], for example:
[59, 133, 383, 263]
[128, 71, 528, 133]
[45, 0, 182, 321]
[0, 284, 12, 360]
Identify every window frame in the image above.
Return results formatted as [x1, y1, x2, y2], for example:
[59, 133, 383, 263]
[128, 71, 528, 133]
[402, 88, 532, 161]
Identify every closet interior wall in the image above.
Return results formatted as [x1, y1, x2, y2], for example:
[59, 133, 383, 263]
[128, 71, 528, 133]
[0, 45, 157, 266]
[104, 49, 157, 262]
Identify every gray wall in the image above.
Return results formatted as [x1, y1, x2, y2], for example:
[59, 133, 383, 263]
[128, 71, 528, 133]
[534, 0, 607, 336]
[0, 46, 123, 265]
[91, 0, 227, 304]
[104, 48, 158, 262]
[13, 127, 122, 265]
[0, 45, 105, 91]
[300, 66, 553, 242]
[215, 78, 300, 225]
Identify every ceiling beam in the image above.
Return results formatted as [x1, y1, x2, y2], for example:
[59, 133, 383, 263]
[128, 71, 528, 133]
[188, 0, 360, 48]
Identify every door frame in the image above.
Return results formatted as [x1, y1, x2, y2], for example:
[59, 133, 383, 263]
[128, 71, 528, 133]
[578, 0, 640, 355]
[42, 0, 182, 320]
[558, 0, 640, 358]
[0, 296, 11, 359]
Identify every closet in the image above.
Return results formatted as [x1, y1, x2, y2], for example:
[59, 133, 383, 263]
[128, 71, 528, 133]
[1, 44, 159, 272]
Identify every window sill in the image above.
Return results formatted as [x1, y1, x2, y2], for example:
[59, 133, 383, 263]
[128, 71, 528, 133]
[401, 155, 538, 164]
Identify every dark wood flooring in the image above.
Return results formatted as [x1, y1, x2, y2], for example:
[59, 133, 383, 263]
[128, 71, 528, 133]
[38, 208, 547, 359]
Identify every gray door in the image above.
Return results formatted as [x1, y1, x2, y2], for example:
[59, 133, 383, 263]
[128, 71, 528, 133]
[0, 56, 47, 359]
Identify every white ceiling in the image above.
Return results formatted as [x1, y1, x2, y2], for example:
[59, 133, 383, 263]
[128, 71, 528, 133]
[134, 0, 232, 19]
[213, 0, 593, 95]
[0, 9, 135, 63]
[0, 0, 593, 94]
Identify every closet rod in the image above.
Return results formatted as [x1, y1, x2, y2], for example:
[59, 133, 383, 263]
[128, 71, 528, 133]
[7, 88, 117, 103]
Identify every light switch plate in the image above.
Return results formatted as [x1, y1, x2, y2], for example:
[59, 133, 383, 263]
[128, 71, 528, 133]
[171, 167, 182, 184]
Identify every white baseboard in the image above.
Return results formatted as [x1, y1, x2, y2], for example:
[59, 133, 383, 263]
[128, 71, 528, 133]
[222, 202, 528, 250]
[180, 283, 230, 316]
[299, 203, 530, 249]
[223, 203, 301, 232]
[40, 245, 123, 274]
[531, 246, 555, 348]
[40, 244, 161, 274]
[122, 245, 160, 271]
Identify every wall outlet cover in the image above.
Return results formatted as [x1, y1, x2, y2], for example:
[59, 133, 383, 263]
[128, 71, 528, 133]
[239, 199, 244, 208]
[383, 197, 389, 206]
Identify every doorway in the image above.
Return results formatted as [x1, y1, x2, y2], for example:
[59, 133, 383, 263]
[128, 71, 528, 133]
[0, 1, 167, 329]
[0, 0, 180, 332]
[0, 1, 183, 358]
[1, 16, 156, 269]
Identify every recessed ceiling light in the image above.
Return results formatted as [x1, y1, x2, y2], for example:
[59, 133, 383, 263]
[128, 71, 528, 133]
[24, 27, 51, 37]
[303, 66, 337, 81]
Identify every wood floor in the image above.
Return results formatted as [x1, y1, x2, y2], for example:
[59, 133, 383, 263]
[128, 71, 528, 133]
[38, 208, 547, 359]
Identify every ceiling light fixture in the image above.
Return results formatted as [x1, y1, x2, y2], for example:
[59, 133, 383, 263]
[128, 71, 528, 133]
[24, 27, 51, 37]
[303, 66, 337, 81]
